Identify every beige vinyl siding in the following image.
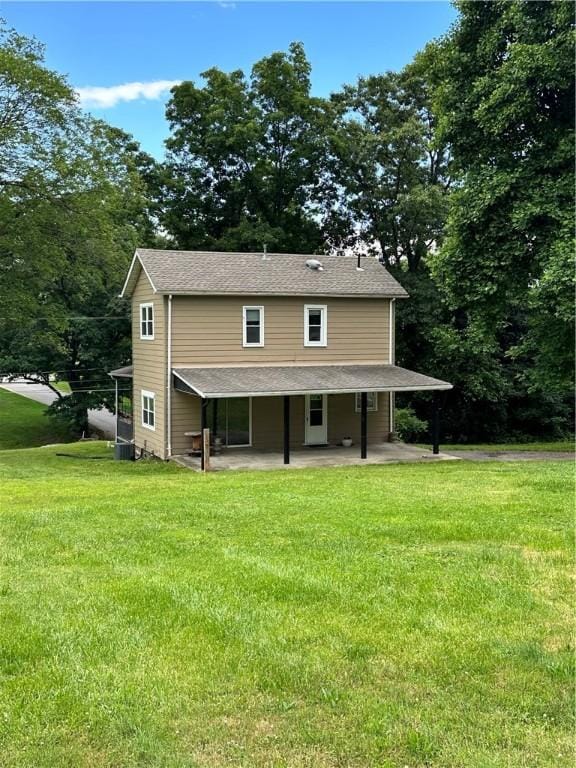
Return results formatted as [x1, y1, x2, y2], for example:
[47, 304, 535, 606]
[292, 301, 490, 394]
[251, 396, 305, 449]
[171, 296, 391, 365]
[131, 289, 392, 457]
[171, 388, 201, 455]
[132, 269, 166, 458]
[328, 393, 390, 445]
[170, 392, 390, 454]
[252, 393, 390, 450]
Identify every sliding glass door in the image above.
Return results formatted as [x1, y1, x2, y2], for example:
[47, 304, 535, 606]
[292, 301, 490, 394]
[206, 398, 251, 446]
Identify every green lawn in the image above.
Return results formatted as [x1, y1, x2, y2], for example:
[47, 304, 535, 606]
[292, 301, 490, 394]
[419, 441, 574, 452]
[0, 387, 76, 449]
[53, 380, 71, 394]
[0, 443, 573, 767]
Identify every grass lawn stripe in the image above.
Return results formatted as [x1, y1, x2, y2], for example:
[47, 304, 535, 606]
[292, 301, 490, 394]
[0, 443, 572, 767]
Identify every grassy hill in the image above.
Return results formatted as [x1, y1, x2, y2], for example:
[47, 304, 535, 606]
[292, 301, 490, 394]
[0, 442, 572, 767]
[0, 387, 75, 449]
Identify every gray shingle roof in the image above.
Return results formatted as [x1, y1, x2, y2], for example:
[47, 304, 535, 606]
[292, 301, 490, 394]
[121, 249, 408, 298]
[173, 364, 452, 398]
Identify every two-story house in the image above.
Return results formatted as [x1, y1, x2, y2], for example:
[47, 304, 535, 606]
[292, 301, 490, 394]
[110, 249, 451, 466]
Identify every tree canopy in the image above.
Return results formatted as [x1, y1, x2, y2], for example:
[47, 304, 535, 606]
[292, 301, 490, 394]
[0, 4, 573, 442]
[325, 63, 450, 271]
[427, 0, 574, 410]
[160, 42, 327, 253]
[0, 22, 154, 432]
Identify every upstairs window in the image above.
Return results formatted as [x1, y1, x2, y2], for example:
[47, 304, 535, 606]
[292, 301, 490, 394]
[355, 392, 378, 412]
[140, 303, 154, 340]
[243, 306, 264, 347]
[141, 390, 155, 430]
[304, 305, 327, 347]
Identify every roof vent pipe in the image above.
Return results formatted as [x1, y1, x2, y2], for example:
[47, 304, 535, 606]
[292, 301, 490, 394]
[262, 244, 268, 261]
[356, 253, 364, 271]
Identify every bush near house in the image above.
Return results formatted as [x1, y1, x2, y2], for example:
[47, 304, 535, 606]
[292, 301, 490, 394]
[394, 406, 428, 442]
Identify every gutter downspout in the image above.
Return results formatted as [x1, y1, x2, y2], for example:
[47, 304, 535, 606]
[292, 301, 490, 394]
[114, 378, 118, 442]
[167, 294, 172, 458]
[389, 298, 395, 436]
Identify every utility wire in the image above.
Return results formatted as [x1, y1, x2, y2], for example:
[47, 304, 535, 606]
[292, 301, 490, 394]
[0, 367, 120, 376]
[0, 316, 129, 321]
[15, 388, 123, 394]
[51, 388, 119, 394]
[5, 377, 116, 383]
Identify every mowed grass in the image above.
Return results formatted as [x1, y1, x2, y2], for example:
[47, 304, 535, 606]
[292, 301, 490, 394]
[53, 380, 71, 394]
[0, 443, 573, 767]
[0, 387, 75, 449]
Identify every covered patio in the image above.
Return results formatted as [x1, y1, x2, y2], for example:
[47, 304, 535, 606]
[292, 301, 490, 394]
[172, 363, 452, 470]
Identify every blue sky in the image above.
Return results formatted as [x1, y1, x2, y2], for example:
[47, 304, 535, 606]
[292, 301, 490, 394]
[2, 1, 457, 158]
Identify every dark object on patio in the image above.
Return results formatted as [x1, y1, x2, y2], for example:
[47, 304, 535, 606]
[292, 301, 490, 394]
[184, 431, 202, 454]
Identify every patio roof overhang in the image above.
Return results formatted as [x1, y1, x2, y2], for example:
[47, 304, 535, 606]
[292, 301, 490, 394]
[109, 365, 134, 378]
[172, 364, 452, 399]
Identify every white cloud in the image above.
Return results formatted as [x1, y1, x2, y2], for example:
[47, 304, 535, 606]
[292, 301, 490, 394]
[75, 80, 182, 109]
[218, 2, 237, 8]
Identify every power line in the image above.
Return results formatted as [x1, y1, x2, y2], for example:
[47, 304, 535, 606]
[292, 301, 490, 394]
[0, 367, 119, 377]
[0, 316, 129, 321]
[10, 387, 124, 394]
[5, 377, 114, 383]
[52, 388, 120, 394]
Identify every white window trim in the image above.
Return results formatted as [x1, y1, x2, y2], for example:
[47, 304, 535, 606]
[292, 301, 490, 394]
[242, 306, 264, 347]
[304, 304, 327, 347]
[140, 302, 154, 340]
[355, 392, 378, 412]
[141, 389, 156, 431]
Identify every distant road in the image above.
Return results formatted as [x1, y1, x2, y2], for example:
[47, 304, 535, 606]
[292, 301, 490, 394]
[0, 379, 115, 440]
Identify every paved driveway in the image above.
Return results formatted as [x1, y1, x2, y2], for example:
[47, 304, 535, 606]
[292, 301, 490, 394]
[0, 380, 115, 440]
[445, 449, 574, 461]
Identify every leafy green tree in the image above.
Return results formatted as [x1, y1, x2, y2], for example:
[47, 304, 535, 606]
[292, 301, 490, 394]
[0, 23, 153, 434]
[429, 0, 575, 401]
[0, 21, 75, 192]
[325, 65, 450, 270]
[324, 63, 470, 438]
[160, 42, 327, 252]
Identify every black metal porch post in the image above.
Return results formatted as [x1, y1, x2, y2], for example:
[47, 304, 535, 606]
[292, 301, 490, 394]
[360, 391, 368, 459]
[283, 395, 290, 464]
[432, 392, 440, 455]
[212, 398, 218, 438]
[201, 397, 208, 470]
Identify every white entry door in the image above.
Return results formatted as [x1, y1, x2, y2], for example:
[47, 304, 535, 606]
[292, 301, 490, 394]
[305, 394, 328, 445]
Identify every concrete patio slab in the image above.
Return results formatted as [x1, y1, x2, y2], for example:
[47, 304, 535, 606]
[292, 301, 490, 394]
[172, 442, 458, 472]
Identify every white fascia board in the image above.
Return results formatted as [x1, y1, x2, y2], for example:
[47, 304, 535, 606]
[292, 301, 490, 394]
[172, 370, 206, 398]
[197, 383, 453, 399]
[119, 251, 158, 298]
[162, 291, 408, 299]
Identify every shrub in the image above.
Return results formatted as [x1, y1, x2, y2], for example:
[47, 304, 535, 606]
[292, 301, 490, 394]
[395, 406, 428, 443]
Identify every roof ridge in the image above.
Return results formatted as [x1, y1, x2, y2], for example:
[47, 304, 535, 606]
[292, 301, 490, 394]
[137, 248, 371, 258]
